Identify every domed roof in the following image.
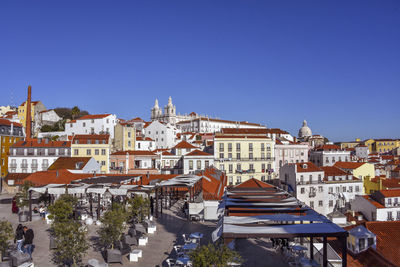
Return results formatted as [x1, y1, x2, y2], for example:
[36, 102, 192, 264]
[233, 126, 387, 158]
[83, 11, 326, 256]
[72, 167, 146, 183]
[298, 120, 312, 138]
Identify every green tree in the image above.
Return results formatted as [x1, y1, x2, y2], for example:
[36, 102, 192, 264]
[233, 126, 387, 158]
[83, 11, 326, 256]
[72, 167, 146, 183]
[127, 195, 150, 223]
[0, 220, 14, 262]
[48, 195, 88, 267]
[71, 106, 80, 120]
[189, 243, 242, 267]
[15, 180, 33, 212]
[98, 203, 128, 249]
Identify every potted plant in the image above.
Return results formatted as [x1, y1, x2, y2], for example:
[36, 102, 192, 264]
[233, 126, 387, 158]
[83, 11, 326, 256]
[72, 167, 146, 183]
[15, 181, 33, 222]
[0, 220, 13, 266]
[48, 195, 89, 267]
[189, 243, 242, 267]
[128, 195, 150, 223]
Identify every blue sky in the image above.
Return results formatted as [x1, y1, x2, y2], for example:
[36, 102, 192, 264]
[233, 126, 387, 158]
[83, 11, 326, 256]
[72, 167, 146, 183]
[1, 1, 399, 141]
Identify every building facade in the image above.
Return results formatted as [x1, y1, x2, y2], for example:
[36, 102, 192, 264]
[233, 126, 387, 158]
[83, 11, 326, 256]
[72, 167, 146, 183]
[8, 138, 71, 173]
[113, 122, 135, 152]
[65, 114, 117, 139]
[274, 139, 309, 177]
[310, 145, 351, 167]
[0, 119, 24, 177]
[214, 128, 275, 185]
[109, 150, 158, 174]
[71, 134, 110, 173]
[143, 120, 178, 149]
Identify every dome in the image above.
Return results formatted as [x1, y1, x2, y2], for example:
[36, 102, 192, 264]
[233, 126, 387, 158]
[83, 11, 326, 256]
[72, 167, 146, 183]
[298, 120, 312, 138]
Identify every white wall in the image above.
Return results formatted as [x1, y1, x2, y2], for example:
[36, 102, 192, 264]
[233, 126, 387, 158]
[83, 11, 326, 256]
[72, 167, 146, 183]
[65, 114, 117, 138]
[144, 121, 177, 149]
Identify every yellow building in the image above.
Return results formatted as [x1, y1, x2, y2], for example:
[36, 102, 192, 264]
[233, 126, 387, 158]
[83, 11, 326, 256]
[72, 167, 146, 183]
[364, 176, 400, 195]
[17, 100, 46, 131]
[334, 162, 375, 194]
[71, 134, 110, 173]
[214, 128, 275, 185]
[0, 119, 24, 177]
[362, 139, 375, 153]
[113, 122, 135, 152]
[335, 139, 361, 149]
[373, 139, 400, 153]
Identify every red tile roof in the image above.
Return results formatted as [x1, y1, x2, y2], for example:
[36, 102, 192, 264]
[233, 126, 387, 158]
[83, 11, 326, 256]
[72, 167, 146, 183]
[24, 169, 93, 186]
[185, 149, 212, 156]
[220, 128, 270, 135]
[365, 221, 400, 266]
[12, 139, 71, 148]
[111, 150, 156, 156]
[234, 178, 274, 188]
[295, 162, 322, 173]
[76, 114, 111, 120]
[173, 140, 197, 149]
[315, 144, 341, 151]
[48, 157, 92, 170]
[0, 118, 22, 127]
[377, 189, 400, 198]
[161, 151, 174, 156]
[136, 136, 154, 141]
[4, 173, 31, 185]
[72, 134, 110, 144]
[334, 162, 366, 169]
[202, 167, 227, 200]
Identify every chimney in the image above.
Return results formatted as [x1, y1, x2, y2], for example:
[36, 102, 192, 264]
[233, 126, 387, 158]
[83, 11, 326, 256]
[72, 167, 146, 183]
[25, 85, 32, 140]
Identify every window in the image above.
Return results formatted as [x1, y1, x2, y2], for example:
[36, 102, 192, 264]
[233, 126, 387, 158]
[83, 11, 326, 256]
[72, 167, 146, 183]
[397, 211, 400, 220]
[261, 176, 265, 181]
[219, 164, 224, 171]
[262, 164, 265, 172]
[343, 186, 346, 192]
[318, 201, 323, 207]
[300, 175, 304, 184]
[219, 153, 224, 159]
[249, 153, 253, 159]
[236, 176, 241, 185]
[229, 164, 233, 173]
[189, 160, 193, 170]
[228, 153, 232, 159]
[318, 186, 323, 193]
[261, 153, 265, 160]
[301, 188, 305, 194]
[348, 186, 353, 193]
[310, 201, 314, 208]
[355, 186, 360, 192]
[359, 238, 366, 251]
[205, 160, 209, 168]
[128, 141, 131, 147]
[249, 143, 253, 151]
[261, 143, 265, 151]
[387, 211, 393, 220]
[388, 198, 392, 206]
[91, 119, 94, 123]
[74, 149, 79, 156]
[309, 175, 312, 183]
[128, 132, 131, 138]
[228, 143, 232, 152]
[101, 149, 106, 155]
[318, 174, 322, 182]
[236, 143, 240, 151]
[101, 161, 106, 166]
[249, 164, 254, 171]
[236, 153, 241, 160]
[237, 163, 241, 171]
[219, 143, 224, 152]
[329, 200, 333, 207]
[86, 149, 91, 155]
[197, 160, 201, 170]
[95, 149, 99, 155]
[83, 122, 86, 127]
[229, 176, 233, 186]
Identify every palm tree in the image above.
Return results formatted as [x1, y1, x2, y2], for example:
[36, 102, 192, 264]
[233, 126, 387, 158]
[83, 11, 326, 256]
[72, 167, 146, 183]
[71, 106, 80, 120]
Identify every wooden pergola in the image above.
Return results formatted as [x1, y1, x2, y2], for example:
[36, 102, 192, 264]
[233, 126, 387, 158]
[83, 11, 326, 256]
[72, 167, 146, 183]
[215, 186, 348, 267]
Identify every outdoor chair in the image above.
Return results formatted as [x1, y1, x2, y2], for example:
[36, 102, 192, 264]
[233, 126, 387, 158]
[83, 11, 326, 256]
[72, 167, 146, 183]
[106, 249, 122, 264]
[9, 251, 30, 267]
[173, 245, 185, 258]
[123, 234, 138, 246]
[182, 234, 192, 244]
[166, 258, 179, 267]
[115, 240, 131, 255]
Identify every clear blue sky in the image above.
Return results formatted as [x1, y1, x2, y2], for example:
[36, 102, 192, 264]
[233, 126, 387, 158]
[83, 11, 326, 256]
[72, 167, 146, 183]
[1, 1, 399, 141]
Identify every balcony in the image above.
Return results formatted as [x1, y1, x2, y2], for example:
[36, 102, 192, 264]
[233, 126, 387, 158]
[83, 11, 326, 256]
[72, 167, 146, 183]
[31, 163, 38, 168]
[9, 163, 17, 169]
[21, 164, 28, 169]
[216, 157, 275, 162]
[236, 169, 255, 174]
[41, 164, 49, 170]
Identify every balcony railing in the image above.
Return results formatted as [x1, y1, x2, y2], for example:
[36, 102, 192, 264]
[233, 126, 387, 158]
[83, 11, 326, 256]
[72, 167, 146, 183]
[9, 163, 17, 169]
[21, 164, 28, 168]
[216, 157, 275, 162]
[235, 169, 255, 174]
[31, 164, 38, 169]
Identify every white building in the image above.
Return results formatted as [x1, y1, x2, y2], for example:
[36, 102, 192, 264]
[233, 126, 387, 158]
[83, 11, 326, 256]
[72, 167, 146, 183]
[65, 114, 117, 139]
[351, 189, 400, 221]
[275, 139, 309, 176]
[280, 162, 363, 216]
[143, 120, 178, 149]
[177, 117, 266, 133]
[310, 145, 351, 167]
[135, 136, 155, 151]
[8, 139, 71, 173]
[34, 109, 61, 133]
[355, 145, 369, 160]
[183, 150, 214, 174]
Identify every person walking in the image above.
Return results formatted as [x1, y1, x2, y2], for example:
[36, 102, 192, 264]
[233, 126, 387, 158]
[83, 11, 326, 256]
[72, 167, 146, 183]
[22, 226, 34, 259]
[14, 224, 24, 253]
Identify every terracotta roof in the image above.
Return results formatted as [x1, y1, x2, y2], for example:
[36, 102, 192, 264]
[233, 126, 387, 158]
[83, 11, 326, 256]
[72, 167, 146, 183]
[76, 114, 111, 120]
[202, 167, 227, 200]
[177, 118, 263, 127]
[161, 151, 174, 156]
[295, 162, 322, 173]
[334, 162, 366, 169]
[234, 178, 274, 188]
[24, 169, 93, 186]
[220, 128, 270, 135]
[173, 140, 197, 149]
[185, 149, 212, 156]
[4, 173, 31, 185]
[136, 136, 154, 141]
[315, 144, 341, 151]
[72, 134, 110, 144]
[321, 166, 350, 176]
[365, 221, 400, 266]
[111, 150, 156, 156]
[48, 157, 91, 170]
[0, 118, 22, 127]
[377, 189, 400, 198]
[12, 139, 71, 148]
